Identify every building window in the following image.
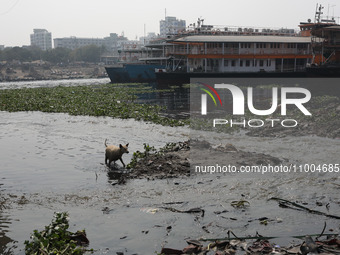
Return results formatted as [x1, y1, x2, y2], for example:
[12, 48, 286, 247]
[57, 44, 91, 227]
[224, 59, 228, 66]
[231, 60, 236, 66]
[259, 60, 264, 67]
[246, 60, 250, 67]
[240, 60, 243, 67]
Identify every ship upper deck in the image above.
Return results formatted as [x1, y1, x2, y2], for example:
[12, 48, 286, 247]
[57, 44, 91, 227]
[173, 35, 311, 44]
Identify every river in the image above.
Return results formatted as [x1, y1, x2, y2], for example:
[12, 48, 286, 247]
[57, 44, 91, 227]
[0, 78, 340, 254]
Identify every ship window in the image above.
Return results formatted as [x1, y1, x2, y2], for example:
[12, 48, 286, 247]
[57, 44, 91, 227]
[257, 43, 266, 48]
[297, 43, 307, 49]
[270, 43, 280, 48]
[241, 43, 251, 48]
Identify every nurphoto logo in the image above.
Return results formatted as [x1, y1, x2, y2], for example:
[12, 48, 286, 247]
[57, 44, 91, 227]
[199, 83, 312, 128]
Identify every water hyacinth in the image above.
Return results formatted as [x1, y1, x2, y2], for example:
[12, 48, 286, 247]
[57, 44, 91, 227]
[0, 83, 188, 127]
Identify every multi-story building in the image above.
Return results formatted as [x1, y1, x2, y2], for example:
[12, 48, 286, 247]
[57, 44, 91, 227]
[30, 29, 52, 50]
[139, 32, 157, 45]
[53, 37, 105, 50]
[160, 16, 186, 37]
[54, 36, 105, 50]
[103, 33, 129, 53]
[54, 34, 132, 54]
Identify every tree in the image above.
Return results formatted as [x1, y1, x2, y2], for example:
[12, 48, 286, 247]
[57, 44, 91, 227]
[72, 45, 103, 62]
[43, 47, 72, 64]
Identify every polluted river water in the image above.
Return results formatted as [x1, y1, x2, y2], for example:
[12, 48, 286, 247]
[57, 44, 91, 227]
[0, 79, 340, 254]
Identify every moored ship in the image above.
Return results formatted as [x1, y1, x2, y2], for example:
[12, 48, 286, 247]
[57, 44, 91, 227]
[105, 38, 167, 83]
[105, 64, 165, 83]
[106, 6, 340, 84]
[155, 8, 340, 84]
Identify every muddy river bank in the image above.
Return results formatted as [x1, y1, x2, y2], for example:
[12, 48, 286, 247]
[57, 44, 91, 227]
[1, 79, 340, 254]
[1, 109, 339, 254]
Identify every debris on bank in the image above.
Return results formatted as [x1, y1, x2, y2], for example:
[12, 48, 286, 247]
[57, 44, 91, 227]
[120, 140, 282, 181]
[159, 233, 340, 255]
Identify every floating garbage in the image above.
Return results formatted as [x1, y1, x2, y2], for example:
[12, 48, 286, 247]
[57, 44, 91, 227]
[140, 208, 159, 214]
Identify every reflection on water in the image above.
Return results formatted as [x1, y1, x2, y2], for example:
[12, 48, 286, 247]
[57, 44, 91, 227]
[0, 211, 15, 255]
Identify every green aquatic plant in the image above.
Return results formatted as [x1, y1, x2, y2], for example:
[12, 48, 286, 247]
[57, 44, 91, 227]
[127, 143, 157, 169]
[0, 83, 188, 127]
[24, 212, 91, 255]
[126, 142, 184, 169]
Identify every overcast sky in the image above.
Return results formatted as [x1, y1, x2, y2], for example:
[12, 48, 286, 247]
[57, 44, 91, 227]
[1, 0, 339, 47]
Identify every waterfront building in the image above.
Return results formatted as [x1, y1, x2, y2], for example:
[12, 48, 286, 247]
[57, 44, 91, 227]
[30, 29, 52, 50]
[54, 37, 105, 50]
[103, 33, 129, 53]
[160, 16, 186, 37]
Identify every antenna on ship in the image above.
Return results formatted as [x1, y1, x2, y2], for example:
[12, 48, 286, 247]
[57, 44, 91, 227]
[326, 4, 336, 20]
[144, 23, 146, 45]
[315, 3, 324, 23]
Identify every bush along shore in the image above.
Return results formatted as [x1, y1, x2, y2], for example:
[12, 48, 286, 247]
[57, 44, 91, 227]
[0, 83, 188, 127]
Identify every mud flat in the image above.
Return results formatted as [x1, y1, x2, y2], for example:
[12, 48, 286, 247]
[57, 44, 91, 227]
[246, 96, 340, 139]
[1, 83, 340, 254]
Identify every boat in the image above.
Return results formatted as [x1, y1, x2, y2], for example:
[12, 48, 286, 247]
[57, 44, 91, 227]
[300, 4, 340, 76]
[105, 38, 167, 83]
[105, 64, 165, 83]
[155, 8, 340, 84]
[155, 34, 314, 84]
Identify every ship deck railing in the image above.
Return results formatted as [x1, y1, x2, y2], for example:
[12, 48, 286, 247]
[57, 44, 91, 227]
[166, 48, 311, 56]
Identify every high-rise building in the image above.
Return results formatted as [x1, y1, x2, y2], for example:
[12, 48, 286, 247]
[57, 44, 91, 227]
[30, 29, 52, 50]
[160, 16, 186, 37]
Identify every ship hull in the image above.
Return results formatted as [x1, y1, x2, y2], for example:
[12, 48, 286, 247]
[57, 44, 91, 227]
[155, 69, 340, 85]
[105, 64, 165, 83]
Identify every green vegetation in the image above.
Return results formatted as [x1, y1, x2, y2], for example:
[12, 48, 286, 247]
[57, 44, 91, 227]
[127, 143, 157, 169]
[24, 212, 91, 255]
[127, 142, 179, 169]
[0, 83, 188, 127]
